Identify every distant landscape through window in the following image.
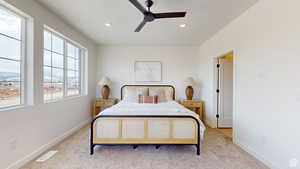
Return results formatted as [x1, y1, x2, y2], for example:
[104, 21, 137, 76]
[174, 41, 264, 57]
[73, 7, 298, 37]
[43, 28, 82, 101]
[0, 6, 24, 108]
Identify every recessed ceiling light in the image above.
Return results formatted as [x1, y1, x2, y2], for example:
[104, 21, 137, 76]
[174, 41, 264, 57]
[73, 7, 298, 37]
[104, 23, 112, 27]
[179, 24, 186, 28]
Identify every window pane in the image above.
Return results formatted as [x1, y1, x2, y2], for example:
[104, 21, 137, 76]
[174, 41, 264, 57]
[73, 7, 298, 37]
[52, 53, 63, 68]
[0, 59, 21, 107]
[67, 70, 79, 96]
[52, 68, 64, 83]
[44, 31, 51, 50]
[0, 35, 21, 60]
[52, 83, 63, 100]
[0, 59, 20, 79]
[43, 50, 51, 67]
[75, 48, 80, 59]
[67, 86, 79, 96]
[75, 59, 79, 71]
[67, 43, 75, 57]
[67, 70, 75, 84]
[43, 83, 52, 100]
[0, 84, 21, 107]
[68, 70, 79, 83]
[43, 29, 84, 101]
[67, 57, 75, 70]
[52, 35, 63, 54]
[75, 71, 80, 82]
[43, 66, 51, 83]
[0, 7, 22, 40]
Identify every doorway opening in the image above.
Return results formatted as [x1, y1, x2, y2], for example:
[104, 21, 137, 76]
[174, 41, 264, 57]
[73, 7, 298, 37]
[214, 52, 234, 138]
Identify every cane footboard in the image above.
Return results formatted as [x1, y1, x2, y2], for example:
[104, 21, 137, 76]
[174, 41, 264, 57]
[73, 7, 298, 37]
[90, 115, 201, 155]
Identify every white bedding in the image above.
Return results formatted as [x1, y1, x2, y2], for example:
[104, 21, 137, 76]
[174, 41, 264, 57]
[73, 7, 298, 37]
[99, 101, 206, 139]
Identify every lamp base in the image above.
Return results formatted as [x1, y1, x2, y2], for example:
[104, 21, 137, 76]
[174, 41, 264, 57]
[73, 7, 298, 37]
[186, 86, 194, 100]
[102, 85, 110, 99]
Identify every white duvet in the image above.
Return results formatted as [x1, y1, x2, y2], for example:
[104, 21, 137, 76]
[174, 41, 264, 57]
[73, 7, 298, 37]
[99, 101, 206, 139]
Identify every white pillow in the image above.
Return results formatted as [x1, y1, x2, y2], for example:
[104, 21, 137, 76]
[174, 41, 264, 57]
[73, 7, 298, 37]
[123, 88, 148, 102]
[165, 88, 174, 101]
[149, 88, 173, 103]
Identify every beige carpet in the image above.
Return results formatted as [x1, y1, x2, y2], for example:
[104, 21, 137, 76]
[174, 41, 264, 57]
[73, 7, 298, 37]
[217, 129, 233, 139]
[21, 126, 269, 169]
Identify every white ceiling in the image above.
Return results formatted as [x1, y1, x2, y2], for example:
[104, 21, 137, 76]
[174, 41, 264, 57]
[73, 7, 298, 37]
[36, 0, 258, 45]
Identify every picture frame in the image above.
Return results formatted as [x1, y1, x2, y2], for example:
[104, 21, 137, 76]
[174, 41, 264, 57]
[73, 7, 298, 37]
[134, 61, 162, 82]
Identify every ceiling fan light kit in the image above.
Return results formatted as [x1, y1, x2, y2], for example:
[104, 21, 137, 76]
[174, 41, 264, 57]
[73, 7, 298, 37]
[129, 0, 187, 32]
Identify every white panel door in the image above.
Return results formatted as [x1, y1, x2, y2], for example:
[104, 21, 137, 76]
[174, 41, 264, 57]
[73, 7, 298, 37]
[218, 58, 233, 128]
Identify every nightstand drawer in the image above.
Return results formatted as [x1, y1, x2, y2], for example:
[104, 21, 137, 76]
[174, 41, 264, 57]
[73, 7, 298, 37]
[179, 100, 204, 121]
[95, 99, 117, 107]
[93, 98, 118, 117]
[181, 101, 202, 107]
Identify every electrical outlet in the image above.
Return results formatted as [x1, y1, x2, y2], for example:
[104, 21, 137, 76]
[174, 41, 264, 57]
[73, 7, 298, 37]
[9, 138, 17, 151]
[289, 158, 298, 168]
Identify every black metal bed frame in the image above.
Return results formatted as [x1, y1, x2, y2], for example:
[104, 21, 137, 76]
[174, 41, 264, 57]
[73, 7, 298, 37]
[90, 115, 201, 155]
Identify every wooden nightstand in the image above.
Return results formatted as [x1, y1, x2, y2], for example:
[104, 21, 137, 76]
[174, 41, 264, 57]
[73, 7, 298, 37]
[93, 98, 118, 117]
[180, 100, 204, 121]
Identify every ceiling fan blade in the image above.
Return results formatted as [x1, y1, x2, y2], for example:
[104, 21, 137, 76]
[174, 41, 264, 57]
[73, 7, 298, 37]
[153, 12, 186, 19]
[129, 0, 147, 14]
[135, 20, 147, 32]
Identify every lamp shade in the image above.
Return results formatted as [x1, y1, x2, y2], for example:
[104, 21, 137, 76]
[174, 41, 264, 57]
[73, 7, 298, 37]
[184, 77, 196, 87]
[98, 76, 112, 86]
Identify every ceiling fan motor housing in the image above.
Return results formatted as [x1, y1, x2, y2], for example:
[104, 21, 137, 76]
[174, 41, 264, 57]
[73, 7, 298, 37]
[144, 12, 155, 22]
[145, 0, 154, 8]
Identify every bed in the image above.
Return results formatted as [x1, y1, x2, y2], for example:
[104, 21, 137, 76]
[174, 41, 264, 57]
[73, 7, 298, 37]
[90, 85, 206, 155]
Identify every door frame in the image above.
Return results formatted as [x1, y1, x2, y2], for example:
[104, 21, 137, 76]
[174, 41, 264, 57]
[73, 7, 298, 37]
[213, 51, 237, 139]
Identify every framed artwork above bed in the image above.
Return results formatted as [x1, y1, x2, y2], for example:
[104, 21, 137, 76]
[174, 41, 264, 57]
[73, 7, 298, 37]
[134, 61, 162, 82]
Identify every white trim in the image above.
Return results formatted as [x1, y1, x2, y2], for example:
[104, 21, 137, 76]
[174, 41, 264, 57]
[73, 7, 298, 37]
[43, 27, 87, 102]
[5, 119, 91, 169]
[0, 4, 28, 109]
[44, 95, 87, 104]
[234, 139, 280, 169]
[0, 0, 31, 19]
[0, 104, 32, 112]
[212, 51, 236, 129]
[44, 25, 87, 51]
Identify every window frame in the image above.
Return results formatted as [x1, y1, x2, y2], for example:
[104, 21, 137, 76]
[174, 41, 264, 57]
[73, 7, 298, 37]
[43, 26, 86, 103]
[0, 5, 27, 110]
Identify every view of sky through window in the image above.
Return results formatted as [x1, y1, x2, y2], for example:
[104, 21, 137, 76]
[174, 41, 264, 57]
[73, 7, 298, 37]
[0, 6, 23, 108]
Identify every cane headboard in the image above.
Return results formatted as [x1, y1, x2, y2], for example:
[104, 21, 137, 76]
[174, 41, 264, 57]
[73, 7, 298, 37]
[121, 85, 175, 100]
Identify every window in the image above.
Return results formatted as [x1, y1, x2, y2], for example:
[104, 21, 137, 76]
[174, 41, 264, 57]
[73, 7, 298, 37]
[0, 6, 25, 108]
[43, 28, 85, 102]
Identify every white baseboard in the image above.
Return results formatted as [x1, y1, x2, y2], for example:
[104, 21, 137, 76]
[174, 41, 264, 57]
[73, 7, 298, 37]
[234, 139, 280, 169]
[6, 119, 91, 169]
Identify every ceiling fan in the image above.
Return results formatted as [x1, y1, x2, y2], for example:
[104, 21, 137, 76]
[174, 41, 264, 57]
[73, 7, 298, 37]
[129, 0, 186, 32]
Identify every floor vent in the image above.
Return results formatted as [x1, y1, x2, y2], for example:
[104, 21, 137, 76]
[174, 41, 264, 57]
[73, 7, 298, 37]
[36, 150, 58, 162]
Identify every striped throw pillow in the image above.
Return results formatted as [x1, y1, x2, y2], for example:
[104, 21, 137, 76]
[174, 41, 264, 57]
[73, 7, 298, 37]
[138, 95, 158, 104]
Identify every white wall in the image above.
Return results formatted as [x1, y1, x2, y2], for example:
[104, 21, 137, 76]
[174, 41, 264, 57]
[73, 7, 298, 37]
[97, 45, 200, 100]
[197, 0, 300, 168]
[0, 0, 97, 169]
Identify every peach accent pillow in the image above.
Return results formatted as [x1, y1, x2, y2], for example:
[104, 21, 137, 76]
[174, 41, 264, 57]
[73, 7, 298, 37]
[138, 95, 158, 104]
[123, 88, 149, 102]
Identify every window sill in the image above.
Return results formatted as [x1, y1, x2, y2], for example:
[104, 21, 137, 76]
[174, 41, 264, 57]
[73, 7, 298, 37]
[0, 104, 33, 112]
[44, 95, 86, 104]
